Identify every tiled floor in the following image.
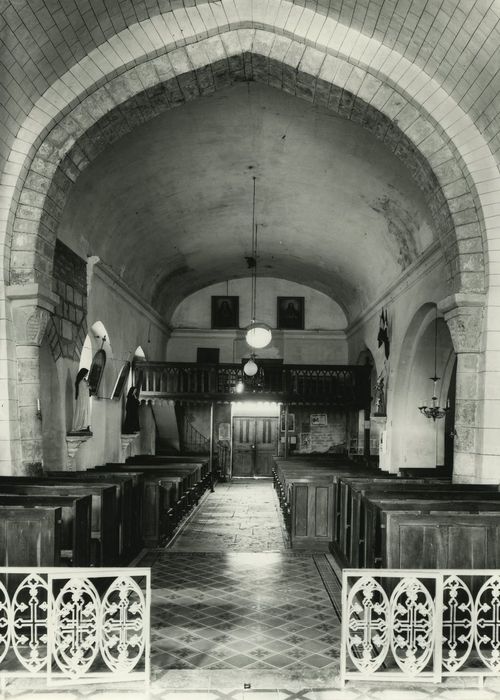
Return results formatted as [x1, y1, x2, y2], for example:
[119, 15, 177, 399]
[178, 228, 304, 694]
[6, 479, 500, 699]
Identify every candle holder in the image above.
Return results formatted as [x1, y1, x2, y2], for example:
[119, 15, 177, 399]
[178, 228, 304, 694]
[418, 308, 450, 422]
[418, 377, 450, 421]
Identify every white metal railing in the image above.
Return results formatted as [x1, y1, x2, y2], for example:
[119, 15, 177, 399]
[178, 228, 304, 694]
[341, 569, 500, 687]
[0, 567, 150, 687]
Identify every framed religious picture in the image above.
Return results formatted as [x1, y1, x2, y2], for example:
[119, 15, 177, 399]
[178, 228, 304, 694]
[88, 349, 106, 396]
[212, 296, 239, 329]
[111, 361, 131, 400]
[277, 296, 304, 329]
[310, 413, 327, 426]
[280, 412, 295, 432]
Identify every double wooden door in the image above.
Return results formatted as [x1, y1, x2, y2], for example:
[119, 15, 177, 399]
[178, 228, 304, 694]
[232, 416, 278, 477]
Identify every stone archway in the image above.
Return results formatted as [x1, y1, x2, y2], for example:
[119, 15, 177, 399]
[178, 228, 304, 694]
[1, 11, 498, 475]
[7, 35, 486, 298]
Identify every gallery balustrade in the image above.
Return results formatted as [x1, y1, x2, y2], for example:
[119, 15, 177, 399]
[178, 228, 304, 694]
[135, 361, 370, 407]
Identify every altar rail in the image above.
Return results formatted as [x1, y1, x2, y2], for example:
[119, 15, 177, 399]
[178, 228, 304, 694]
[135, 361, 370, 406]
[0, 567, 150, 687]
[341, 568, 500, 687]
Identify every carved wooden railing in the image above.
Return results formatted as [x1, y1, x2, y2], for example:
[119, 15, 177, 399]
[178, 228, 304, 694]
[134, 361, 370, 407]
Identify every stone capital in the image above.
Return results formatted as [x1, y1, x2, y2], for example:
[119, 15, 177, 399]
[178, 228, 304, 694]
[6, 283, 59, 346]
[438, 292, 485, 354]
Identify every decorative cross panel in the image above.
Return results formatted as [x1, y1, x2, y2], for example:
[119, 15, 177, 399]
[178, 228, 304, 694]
[52, 578, 100, 677]
[100, 577, 146, 673]
[0, 580, 9, 666]
[475, 574, 500, 672]
[11, 574, 49, 673]
[347, 576, 389, 673]
[390, 578, 434, 674]
[442, 575, 473, 672]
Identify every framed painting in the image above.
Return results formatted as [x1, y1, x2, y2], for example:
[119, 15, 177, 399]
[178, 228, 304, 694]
[111, 361, 131, 400]
[310, 413, 327, 426]
[88, 349, 106, 396]
[277, 296, 304, 329]
[212, 296, 239, 329]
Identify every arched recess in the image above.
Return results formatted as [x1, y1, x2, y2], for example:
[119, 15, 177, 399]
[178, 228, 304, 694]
[88, 321, 113, 398]
[390, 304, 455, 473]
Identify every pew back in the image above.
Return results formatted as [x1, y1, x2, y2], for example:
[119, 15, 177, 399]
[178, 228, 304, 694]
[0, 505, 62, 566]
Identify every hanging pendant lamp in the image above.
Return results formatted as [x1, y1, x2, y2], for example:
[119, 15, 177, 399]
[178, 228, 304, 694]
[243, 355, 259, 376]
[418, 307, 450, 421]
[246, 176, 272, 350]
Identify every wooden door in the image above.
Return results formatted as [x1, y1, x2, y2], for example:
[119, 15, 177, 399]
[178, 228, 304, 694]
[232, 416, 278, 477]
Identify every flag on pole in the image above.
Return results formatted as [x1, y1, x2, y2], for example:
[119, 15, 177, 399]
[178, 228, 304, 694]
[377, 308, 390, 359]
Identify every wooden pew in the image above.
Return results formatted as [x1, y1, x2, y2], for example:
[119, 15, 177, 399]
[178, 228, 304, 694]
[0, 494, 91, 566]
[382, 511, 500, 568]
[126, 454, 209, 465]
[97, 462, 204, 515]
[92, 463, 203, 545]
[0, 479, 117, 565]
[141, 478, 176, 546]
[364, 496, 500, 568]
[86, 470, 144, 553]
[0, 505, 62, 566]
[124, 455, 213, 490]
[339, 477, 499, 567]
[46, 471, 137, 563]
[273, 457, 384, 547]
[288, 476, 335, 549]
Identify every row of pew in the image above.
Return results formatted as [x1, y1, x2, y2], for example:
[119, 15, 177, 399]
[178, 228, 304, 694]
[0, 454, 212, 567]
[273, 456, 500, 569]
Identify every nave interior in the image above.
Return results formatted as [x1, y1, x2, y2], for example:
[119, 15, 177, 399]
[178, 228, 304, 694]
[4, 448, 500, 700]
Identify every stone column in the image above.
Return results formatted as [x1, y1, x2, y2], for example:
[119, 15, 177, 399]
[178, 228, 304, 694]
[439, 293, 485, 483]
[6, 284, 59, 474]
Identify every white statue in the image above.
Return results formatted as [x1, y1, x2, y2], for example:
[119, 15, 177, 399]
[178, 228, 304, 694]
[71, 367, 91, 432]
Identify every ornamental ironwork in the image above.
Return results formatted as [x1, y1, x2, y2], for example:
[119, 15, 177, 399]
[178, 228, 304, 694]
[0, 567, 150, 687]
[341, 569, 500, 686]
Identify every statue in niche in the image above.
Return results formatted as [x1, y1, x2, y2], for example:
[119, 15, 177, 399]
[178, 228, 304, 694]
[70, 368, 91, 433]
[374, 373, 386, 417]
[123, 386, 140, 433]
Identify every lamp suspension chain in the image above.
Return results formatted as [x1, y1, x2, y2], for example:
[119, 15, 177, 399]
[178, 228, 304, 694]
[418, 305, 450, 421]
[244, 174, 272, 351]
[251, 176, 257, 322]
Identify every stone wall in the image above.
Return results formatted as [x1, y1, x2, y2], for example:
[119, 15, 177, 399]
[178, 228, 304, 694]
[286, 407, 347, 454]
[45, 240, 87, 361]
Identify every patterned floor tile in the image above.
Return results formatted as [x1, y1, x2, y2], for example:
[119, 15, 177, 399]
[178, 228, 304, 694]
[9, 480, 493, 699]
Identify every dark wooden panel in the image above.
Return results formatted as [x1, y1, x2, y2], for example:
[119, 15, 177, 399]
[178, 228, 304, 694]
[0, 481, 116, 566]
[384, 513, 500, 569]
[0, 506, 61, 566]
[294, 485, 308, 537]
[0, 494, 91, 566]
[315, 487, 330, 538]
[364, 496, 500, 568]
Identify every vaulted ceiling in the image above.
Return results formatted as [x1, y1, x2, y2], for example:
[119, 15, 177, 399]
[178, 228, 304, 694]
[58, 82, 434, 319]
